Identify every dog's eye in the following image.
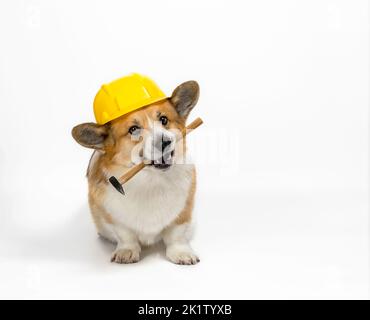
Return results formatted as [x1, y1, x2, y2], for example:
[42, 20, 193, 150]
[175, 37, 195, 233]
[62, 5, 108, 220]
[128, 125, 140, 135]
[159, 116, 168, 126]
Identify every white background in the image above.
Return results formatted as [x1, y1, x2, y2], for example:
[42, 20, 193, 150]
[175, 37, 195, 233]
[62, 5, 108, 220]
[0, 0, 368, 299]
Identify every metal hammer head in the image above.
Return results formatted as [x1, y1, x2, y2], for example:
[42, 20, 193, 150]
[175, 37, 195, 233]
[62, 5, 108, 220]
[109, 176, 125, 195]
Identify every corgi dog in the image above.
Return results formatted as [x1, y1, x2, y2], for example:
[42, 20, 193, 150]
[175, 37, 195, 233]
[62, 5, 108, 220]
[72, 81, 200, 265]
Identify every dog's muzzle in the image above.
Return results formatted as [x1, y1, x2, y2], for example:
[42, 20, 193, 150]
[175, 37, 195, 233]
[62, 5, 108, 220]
[150, 135, 175, 170]
[150, 149, 175, 170]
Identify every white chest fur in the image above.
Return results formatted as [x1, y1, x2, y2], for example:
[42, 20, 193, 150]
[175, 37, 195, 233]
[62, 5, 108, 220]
[102, 164, 194, 237]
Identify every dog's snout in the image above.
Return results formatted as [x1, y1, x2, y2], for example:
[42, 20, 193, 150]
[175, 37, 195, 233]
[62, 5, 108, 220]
[162, 138, 172, 151]
[143, 128, 175, 166]
[154, 134, 173, 153]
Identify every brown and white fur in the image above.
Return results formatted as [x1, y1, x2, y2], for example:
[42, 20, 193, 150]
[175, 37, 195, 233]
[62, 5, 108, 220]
[72, 81, 200, 265]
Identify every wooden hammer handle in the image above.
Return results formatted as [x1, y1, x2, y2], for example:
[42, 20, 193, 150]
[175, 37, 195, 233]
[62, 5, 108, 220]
[118, 162, 146, 184]
[182, 117, 203, 133]
[117, 117, 203, 185]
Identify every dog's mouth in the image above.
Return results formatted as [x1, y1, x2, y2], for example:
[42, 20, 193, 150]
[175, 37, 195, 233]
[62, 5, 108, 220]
[150, 150, 175, 170]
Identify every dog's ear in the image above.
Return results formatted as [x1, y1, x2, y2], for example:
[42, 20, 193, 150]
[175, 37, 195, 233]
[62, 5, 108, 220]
[72, 123, 109, 150]
[170, 81, 199, 118]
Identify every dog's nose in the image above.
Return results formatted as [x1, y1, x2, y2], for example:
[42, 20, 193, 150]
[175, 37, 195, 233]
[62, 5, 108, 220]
[162, 138, 172, 151]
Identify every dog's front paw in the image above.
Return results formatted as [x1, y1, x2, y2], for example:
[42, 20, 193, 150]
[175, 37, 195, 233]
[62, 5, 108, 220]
[166, 245, 200, 265]
[111, 248, 140, 264]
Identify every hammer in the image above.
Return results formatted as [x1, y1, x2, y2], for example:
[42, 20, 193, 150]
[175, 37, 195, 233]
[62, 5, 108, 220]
[109, 117, 203, 195]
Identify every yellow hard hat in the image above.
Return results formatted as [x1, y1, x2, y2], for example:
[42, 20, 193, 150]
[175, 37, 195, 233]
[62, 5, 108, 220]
[93, 73, 167, 124]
